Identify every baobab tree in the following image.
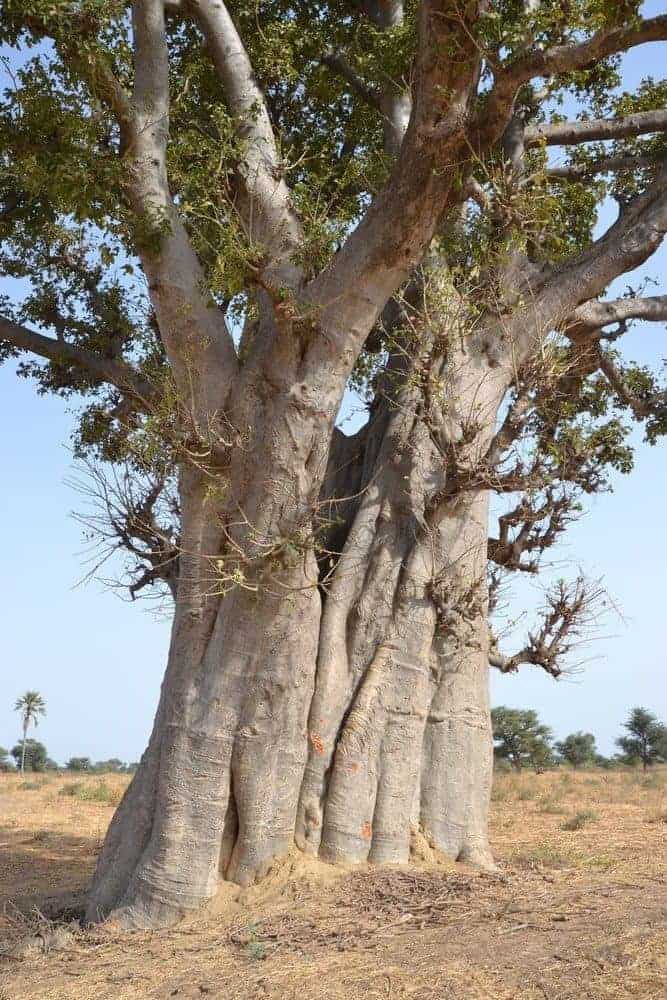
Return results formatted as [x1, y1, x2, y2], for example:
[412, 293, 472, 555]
[13, 691, 46, 775]
[1, 1, 667, 929]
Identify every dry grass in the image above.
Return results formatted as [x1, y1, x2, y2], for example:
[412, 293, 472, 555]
[0, 768, 665, 999]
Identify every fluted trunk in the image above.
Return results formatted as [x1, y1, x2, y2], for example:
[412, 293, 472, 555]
[89, 473, 495, 930]
[88, 298, 506, 930]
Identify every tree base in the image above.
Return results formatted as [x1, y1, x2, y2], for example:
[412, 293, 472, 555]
[90, 831, 497, 931]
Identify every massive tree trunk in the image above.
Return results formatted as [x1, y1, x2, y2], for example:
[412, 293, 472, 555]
[87, 295, 505, 930]
[3, 0, 667, 940]
[5, 0, 667, 936]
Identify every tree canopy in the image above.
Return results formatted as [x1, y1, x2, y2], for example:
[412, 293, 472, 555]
[10, 738, 47, 772]
[2, 0, 667, 929]
[616, 706, 666, 768]
[1, 2, 666, 663]
[66, 756, 93, 772]
[491, 706, 554, 770]
[555, 731, 597, 767]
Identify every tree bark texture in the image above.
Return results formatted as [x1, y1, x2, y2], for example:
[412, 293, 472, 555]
[86, 297, 505, 929]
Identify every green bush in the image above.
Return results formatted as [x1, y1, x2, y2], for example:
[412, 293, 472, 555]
[59, 780, 120, 805]
[561, 809, 599, 831]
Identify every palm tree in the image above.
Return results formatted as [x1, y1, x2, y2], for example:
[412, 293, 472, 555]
[14, 691, 46, 775]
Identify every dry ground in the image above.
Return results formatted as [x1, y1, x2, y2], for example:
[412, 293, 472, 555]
[0, 768, 665, 999]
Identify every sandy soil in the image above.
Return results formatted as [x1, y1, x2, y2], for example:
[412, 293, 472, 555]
[0, 768, 665, 999]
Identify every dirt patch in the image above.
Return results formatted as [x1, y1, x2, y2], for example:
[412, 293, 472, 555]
[0, 769, 665, 999]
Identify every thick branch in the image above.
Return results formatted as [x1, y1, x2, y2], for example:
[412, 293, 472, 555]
[547, 153, 662, 181]
[188, 0, 303, 288]
[0, 316, 155, 404]
[569, 294, 667, 333]
[533, 164, 667, 334]
[303, 1, 483, 408]
[126, 0, 238, 416]
[475, 15, 667, 151]
[526, 108, 667, 147]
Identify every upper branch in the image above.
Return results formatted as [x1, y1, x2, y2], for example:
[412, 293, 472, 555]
[126, 0, 238, 417]
[52, 2, 239, 417]
[525, 108, 667, 148]
[569, 295, 667, 334]
[303, 1, 484, 401]
[321, 50, 383, 113]
[535, 164, 667, 332]
[474, 15, 667, 151]
[188, 0, 303, 289]
[595, 348, 667, 420]
[547, 152, 664, 181]
[0, 316, 156, 405]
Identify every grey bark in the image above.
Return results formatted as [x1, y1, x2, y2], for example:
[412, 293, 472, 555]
[419, 492, 495, 868]
[71, 0, 667, 933]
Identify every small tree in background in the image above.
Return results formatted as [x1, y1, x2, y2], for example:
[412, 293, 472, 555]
[13, 691, 46, 776]
[616, 708, 667, 770]
[94, 759, 125, 773]
[10, 739, 48, 773]
[555, 732, 597, 769]
[66, 757, 93, 772]
[0, 746, 13, 772]
[491, 708, 553, 772]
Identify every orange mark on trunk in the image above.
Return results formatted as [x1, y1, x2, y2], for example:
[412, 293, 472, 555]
[309, 732, 325, 754]
[361, 822, 372, 840]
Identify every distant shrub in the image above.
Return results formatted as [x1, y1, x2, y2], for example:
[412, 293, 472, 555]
[65, 757, 92, 772]
[59, 780, 121, 805]
[11, 739, 48, 772]
[537, 795, 565, 815]
[561, 809, 599, 831]
[511, 841, 575, 869]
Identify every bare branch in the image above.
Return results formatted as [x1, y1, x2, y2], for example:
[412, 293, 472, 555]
[490, 576, 605, 678]
[70, 461, 180, 600]
[189, 0, 303, 288]
[0, 316, 156, 405]
[526, 108, 667, 147]
[488, 489, 578, 574]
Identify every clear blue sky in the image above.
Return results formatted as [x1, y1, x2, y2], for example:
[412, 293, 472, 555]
[1, 8, 665, 763]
